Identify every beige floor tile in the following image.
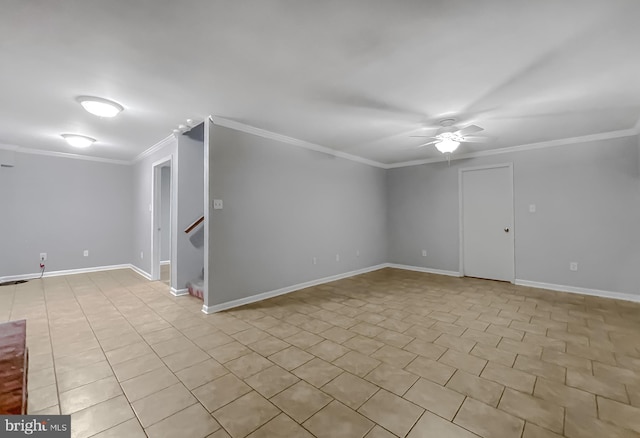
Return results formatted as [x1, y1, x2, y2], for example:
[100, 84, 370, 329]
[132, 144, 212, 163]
[462, 328, 501, 347]
[358, 389, 424, 437]
[208, 430, 232, 438]
[405, 355, 456, 385]
[481, 361, 537, 394]
[304, 400, 374, 438]
[132, 382, 197, 427]
[402, 325, 439, 342]
[403, 338, 447, 360]
[225, 352, 274, 379]
[121, 366, 178, 402]
[271, 381, 332, 422]
[307, 339, 350, 362]
[470, 343, 516, 367]
[322, 372, 379, 410]
[446, 370, 504, 407]
[375, 329, 414, 348]
[408, 411, 478, 438]
[541, 349, 592, 372]
[31, 405, 60, 415]
[498, 338, 543, 358]
[487, 324, 524, 341]
[498, 388, 564, 434]
[248, 335, 290, 356]
[247, 413, 314, 438]
[55, 347, 106, 374]
[534, 377, 597, 416]
[565, 407, 639, 438]
[364, 425, 396, 438]
[162, 346, 210, 372]
[285, 330, 323, 349]
[438, 349, 487, 376]
[112, 352, 164, 382]
[245, 365, 300, 398]
[371, 345, 417, 368]
[522, 422, 564, 438]
[454, 397, 524, 438]
[70, 395, 135, 438]
[343, 335, 385, 355]
[214, 391, 280, 437]
[628, 385, 640, 408]
[365, 363, 419, 396]
[435, 333, 476, 353]
[175, 358, 229, 390]
[91, 418, 146, 438]
[231, 327, 270, 345]
[597, 396, 640, 433]
[293, 357, 343, 387]
[594, 362, 640, 386]
[405, 378, 465, 420]
[208, 341, 252, 363]
[514, 355, 566, 383]
[334, 351, 381, 377]
[269, 346, 314, 371]
[60, 376, 123, 414]
[193, 332, 235, 350]
[100, 332, 144, 352]
[105, 341, 154, 365]
[27, 384, 59, 412]
[193, 373, 252, 412]
[145, 403, 220, 438]
[321, 326, 358, 344]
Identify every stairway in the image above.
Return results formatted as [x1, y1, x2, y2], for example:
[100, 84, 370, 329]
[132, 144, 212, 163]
[186, 267, 204, 300]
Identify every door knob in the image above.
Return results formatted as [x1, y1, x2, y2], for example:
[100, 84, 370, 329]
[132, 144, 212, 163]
[504, 227, 510, 233]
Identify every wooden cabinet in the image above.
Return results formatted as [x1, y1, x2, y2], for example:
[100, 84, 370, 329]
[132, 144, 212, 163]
[0, 320, 28, 414]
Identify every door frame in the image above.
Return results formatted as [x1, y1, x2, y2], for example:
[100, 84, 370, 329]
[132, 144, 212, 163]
[458, 162, 515, 282]
[151, 155, 173, 281]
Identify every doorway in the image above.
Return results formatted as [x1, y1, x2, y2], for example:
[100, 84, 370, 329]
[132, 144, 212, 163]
[151, 156, 173, 282]
[459, 163, 515, 282]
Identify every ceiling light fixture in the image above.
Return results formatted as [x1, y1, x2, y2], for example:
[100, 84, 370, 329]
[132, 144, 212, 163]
[76, 96, 124, 118]
[61, 134, 96, 148]
[435, 138, 460, 154]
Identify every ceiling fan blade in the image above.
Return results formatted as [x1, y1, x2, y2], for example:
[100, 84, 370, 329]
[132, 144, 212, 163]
[417, 140, 439, 148]
[461, 136, 488, 143]
[456, 124, 484, 136]
[409, 135, 436, 138]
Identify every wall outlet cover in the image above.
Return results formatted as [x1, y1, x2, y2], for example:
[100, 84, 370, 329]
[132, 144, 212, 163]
[213, 199, 223, 209]
[40, 253, 47, 261]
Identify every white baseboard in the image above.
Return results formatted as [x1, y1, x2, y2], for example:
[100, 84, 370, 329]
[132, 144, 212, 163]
[202, 263, 388, 314]
[515, 279, 640, 303]
[170, 287, 188, 296]
[387, 263, 462, 277]
[0, 264, 134, 283]
[128, 264, 152, 280]
[160, 260, 171, 266]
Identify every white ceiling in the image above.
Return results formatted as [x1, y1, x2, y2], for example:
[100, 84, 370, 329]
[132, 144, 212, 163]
[2, 0, 640, 164]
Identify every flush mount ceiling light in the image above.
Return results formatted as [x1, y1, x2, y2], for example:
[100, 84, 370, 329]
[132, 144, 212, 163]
[76, 96, 124, 118]
[61, 134, 96, 148]
[434, 138, 460, 154]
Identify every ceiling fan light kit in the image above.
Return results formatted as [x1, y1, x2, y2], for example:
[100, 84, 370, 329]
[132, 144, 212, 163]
[412, 118, 485, 155]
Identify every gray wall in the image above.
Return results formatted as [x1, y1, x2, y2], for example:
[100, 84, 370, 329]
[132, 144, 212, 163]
[207, 123, 388, 307]
[0, 153, 132, 277]
[387, 135, 640, 295]
[131, 140, 176, 278]
[160, 166, 171, 261]
[175, 128, 205, 289]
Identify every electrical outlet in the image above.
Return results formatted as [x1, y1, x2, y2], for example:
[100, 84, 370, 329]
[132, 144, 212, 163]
[40, 253, 47, 261]
[529, 204, 537, 213]
[312, 257, 317, 265]
[336, 254, 340, 262]
[213, 199, 223, 210]
[570, 262, 578, 271]
[422, 250, 427, 257]
[83, 250, 89, 257]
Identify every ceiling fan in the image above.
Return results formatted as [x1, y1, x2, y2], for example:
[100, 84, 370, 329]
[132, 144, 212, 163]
[411, 119, 485, 154]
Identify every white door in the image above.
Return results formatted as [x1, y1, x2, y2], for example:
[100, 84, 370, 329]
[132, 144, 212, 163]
[460, 164, 514, 282]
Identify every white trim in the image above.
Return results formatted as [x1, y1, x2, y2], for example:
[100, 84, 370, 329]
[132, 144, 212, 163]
[151, 155, 173, 281]
[201, 264, 388, 314]
[459, 163, 515, 282]
[160, 260, 171, 266]
[210, 116, 387, 169]
[387, 128, 638, 169]
[0, 143, 130, 166]
[203, 118, 212, 307]
[0, 264, 134, 282]
[386, 263, 462, 277]
[170, 287, 189, 296]
[129, 264, 152, 280]
[132, 135, 175, 163]
[514, 279, 640, 304]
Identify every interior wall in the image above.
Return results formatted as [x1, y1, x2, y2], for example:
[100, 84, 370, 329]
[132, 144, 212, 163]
[131, 139, 176, 278]
[206, 123, 388, 307]
[174, 126, 205, 290]
[0, 152, 132, 278]
[160, 166, 171, 261]
[387, 135, 640, 296]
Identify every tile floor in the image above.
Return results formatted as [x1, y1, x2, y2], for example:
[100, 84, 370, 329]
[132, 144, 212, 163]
[1, 267, 640, 437]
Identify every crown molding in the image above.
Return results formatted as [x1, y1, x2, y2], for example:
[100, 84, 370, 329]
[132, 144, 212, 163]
[210, 116, 387, 169]
[386, 128, 639, 169]
[0, 143, 131, 166]
[131, 134, 176, 163]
